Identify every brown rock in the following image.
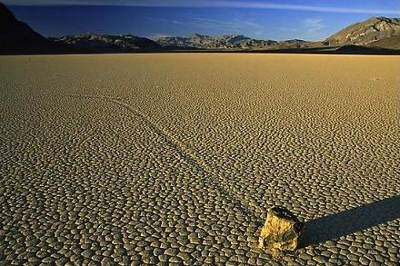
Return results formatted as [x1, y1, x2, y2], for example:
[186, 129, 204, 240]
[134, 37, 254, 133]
[258, 207, 304, 253]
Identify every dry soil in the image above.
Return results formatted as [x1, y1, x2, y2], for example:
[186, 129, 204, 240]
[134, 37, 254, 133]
[0, 53, 399, 265]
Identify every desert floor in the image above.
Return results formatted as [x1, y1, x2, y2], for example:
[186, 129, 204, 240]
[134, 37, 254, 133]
[0, 53, 399, 265]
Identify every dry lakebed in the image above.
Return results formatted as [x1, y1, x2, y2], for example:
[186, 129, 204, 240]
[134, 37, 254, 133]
[0, 53, 399, 265]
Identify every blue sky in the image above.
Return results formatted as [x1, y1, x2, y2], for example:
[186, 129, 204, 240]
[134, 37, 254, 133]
[6, 0, 400, 41]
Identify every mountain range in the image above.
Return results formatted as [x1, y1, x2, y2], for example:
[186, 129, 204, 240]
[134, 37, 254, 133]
[50, 34, 162, 52]
[156, 34, 279, 49]
[1, 2, 400, 54]
[154, 16, 400, 50]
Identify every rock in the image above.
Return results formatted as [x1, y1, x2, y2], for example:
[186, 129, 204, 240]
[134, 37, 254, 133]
[258, 207, 304, 254]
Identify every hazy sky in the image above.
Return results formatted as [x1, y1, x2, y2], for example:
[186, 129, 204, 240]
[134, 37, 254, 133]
[6, 0, 400, 40]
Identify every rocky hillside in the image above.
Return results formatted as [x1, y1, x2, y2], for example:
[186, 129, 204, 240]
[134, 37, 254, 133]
[368, 35, 400, 50]
[156, 34, 277, 49]
[0, 2, 61, 53]
[51, 34, 161, 52]
[326, 17, 400, 45]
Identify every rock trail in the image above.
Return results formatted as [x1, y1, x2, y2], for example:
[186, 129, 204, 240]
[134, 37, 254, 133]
[66, 93, 265, 236]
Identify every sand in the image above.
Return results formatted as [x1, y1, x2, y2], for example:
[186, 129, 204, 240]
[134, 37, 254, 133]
[0, 53, 399, 264]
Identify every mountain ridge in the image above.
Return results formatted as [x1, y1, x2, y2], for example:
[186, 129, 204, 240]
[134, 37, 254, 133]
[50, 33, 161, 52]
[0, 2, 62, 53]
[1, 1, 399, 54]
[155, 34, 278, 49]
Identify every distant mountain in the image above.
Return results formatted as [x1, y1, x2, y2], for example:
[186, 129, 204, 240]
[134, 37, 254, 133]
[157, 16, 400, 51]
[326, 17, 400, 46]
[51, 34, 162, 52]
[0, 2, 62, 53]
[1, 1, 399, 55]
[271, 39, 311, 49]
[156, 34, 277, 49]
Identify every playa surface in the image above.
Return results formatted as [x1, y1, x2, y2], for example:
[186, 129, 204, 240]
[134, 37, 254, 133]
[0, 54, 399, 265]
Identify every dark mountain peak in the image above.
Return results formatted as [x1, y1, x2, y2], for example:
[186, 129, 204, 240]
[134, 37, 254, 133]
[0, 2, 64, 54]
[0, 2, 17, 23]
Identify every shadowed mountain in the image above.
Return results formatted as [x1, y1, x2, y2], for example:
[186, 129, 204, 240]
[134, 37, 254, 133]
[51, 34, 162, 53]
[335, 44, 400, 54]
[302, 195, 400, 247]
[235, 45, 400, 55]
[0, 2, 65, 54]
[326, 17, 400, 46]
[270, 39, 313, 49]
[368, 35, 400, 50]
[0, 2, 160, 54]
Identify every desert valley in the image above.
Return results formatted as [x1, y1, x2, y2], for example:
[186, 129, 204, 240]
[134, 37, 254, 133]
[0, 1, 399, 265]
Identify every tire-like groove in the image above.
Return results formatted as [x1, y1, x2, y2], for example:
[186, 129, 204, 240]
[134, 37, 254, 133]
[66, 94, 265, 238]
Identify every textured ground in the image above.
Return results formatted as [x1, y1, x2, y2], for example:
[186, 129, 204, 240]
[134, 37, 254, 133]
[0, 53, 399, 265]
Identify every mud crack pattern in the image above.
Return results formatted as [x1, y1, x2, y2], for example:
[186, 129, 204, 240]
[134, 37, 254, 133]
[0, 54, 399, 265]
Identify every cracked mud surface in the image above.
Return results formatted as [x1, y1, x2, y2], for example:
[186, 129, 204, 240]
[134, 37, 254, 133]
[0, 54, 399, 265]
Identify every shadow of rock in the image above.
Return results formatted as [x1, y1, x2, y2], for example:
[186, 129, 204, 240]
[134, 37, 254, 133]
[302, 195, 400, 247]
